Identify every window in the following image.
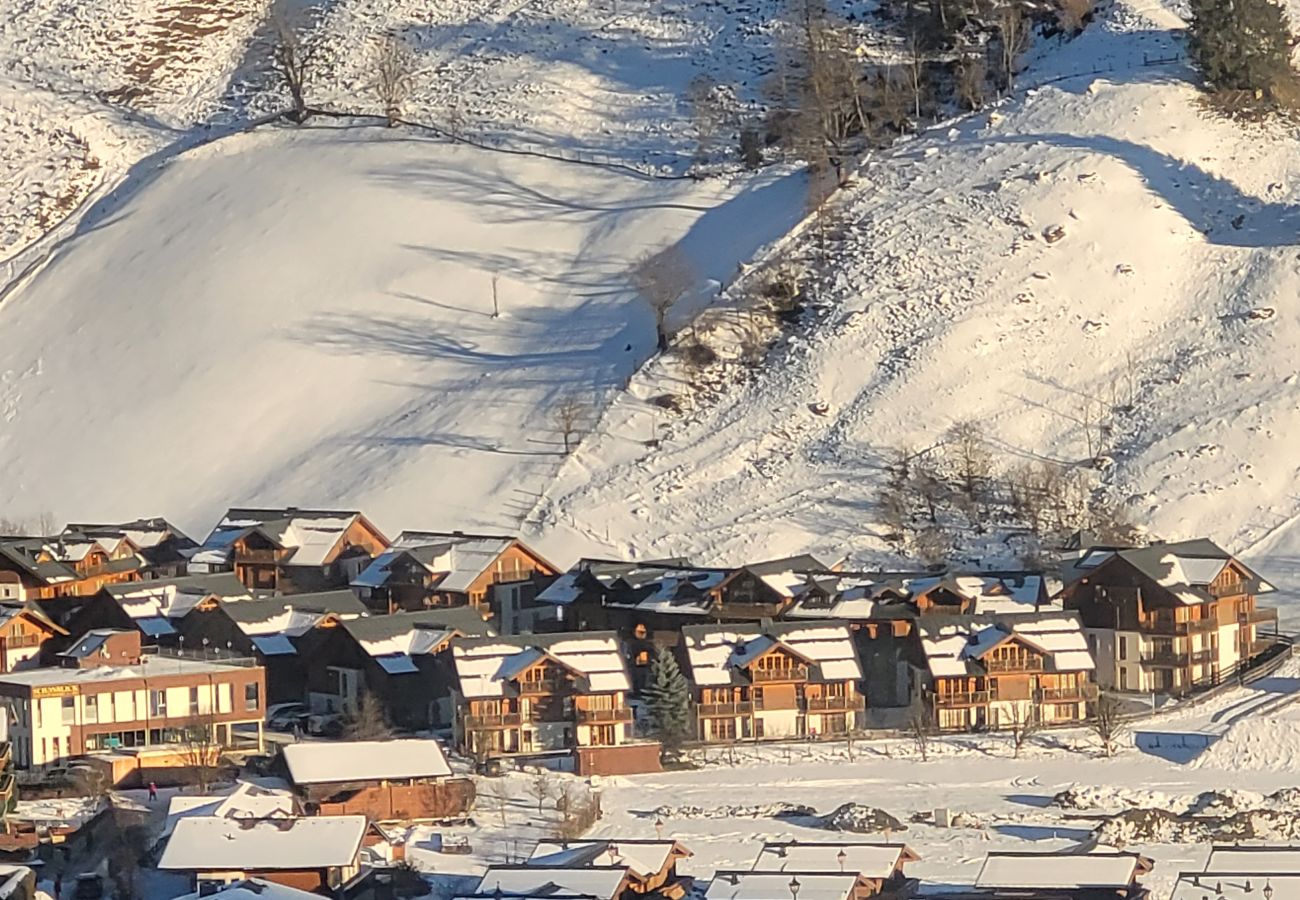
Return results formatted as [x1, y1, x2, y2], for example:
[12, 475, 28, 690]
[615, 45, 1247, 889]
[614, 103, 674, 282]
[189, 687, 200, 715]
[83, 695, 98, 724]
[150, 690, 167, 717]
[1118, 637, 1128, 661]
[244, 682, 260, 712]
[34, 700, 41, 728]
[61, 696, 74, 725]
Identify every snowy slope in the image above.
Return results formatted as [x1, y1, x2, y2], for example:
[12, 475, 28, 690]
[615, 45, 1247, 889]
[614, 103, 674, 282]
[535, 0, 1300, 595]
[0, 124, 805, 535]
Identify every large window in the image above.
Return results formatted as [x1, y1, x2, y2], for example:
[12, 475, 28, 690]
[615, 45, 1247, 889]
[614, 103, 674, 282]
[150, 690, 167, 717]
[83, 695, 98, 724]
[61, 697, 75, 725]
[189, 687, 200, 715]
[244, 682, 259, 712]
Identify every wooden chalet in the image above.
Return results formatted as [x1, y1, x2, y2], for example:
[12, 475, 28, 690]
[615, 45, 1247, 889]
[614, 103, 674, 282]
[158, 815, 366, 893]
[1057, 539, 1279, 695]
[64, 519, 197, 579]
[452, 632, 661, 775]
[303, 607, 489, 729]
[528, 840, 694, 898]
[350, 530, 557, 625]
[57, 573, 254, 650]
[0, 535, 145, 603]
[282, 739, 474, 821]
[0, 603, 65, 674]
[190, 508, 388, 594]
[917, 613, 1097, 732]
[680, 622, 865, 742]
[751, 841, 920, 900]
[178, 590, 367, 705]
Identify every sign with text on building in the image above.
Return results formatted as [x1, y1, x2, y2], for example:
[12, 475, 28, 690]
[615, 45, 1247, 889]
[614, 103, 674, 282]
[32, 684, 78, 698]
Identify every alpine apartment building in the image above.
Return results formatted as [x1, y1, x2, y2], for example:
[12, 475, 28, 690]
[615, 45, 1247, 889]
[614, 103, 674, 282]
[0, 629, 265, 768]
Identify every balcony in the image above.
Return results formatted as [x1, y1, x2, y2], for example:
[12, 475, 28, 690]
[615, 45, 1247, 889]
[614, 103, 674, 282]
[802, 695, 866, 712]
[751, 666, 809, 683]
[985, 659, 1044, 674]
[1208, 581, 1252, 599]
[696, 701, 755, 716]
[518, 678, 565, 694]
[235, 548, 288, 564]
[463, 713, 522, 729]
[934, 690, 990, 707]
[1141, 617, 1219, 636]
[1140, 649, 1188, 668]
[577, 707, 633, 724]
[1240, 608, 1279, 626]
[1035, 684, 1100, 703]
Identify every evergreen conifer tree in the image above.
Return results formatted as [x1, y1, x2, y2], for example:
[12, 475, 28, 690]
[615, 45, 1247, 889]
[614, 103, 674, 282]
[1188, 0, 1294, 96]
[641, 649, 693, 757]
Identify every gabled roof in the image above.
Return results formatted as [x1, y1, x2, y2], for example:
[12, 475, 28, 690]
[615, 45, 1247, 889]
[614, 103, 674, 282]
[102, 573, 255, 623]
[536, 559, 727, 615]
[975, 851, 1150, 890]
[353, 531, 555, 594]
[528, 840, 691, 880]
[193, 508, 386, 569]
[283, 739, 451, 785]
[163, 783, 297, 838]
[752, 842, 919, 879]
[216, 591, 367, 643]
[158, 815, 367, 871]
[680, 622, 862, 687]
[1203, 845, 1300, 873]
[477, 866, 631, 900]
[1061, 539, 1274, 604]
[0, 601, 66, 635]
[706, 872, 858, 900]
[454, 632, 631, 699]
[918, 613, 1095, 678]
[65, 518, 197, 567]
[0, 535, 143, 585]
[59, 629, 125, 661]
[172, 879, 322, 900]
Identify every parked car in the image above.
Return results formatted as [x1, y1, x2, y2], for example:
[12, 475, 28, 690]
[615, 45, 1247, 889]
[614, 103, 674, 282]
[306, 713, 344, 737]
[266, 702, 309, 732]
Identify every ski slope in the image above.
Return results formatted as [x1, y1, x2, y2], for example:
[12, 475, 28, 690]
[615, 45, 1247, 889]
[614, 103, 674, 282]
[0, 124, 806, 535]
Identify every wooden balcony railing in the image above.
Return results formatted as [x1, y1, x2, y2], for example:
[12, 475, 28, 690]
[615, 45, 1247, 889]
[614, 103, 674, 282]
[1240, 608, 1279, 625]
[1141, 617, 1219, 636]
[463, 713, 522, 729]
[696, 701, 755, 716]
[236, 548, 288, 564]
[802, 696, 865, 712]
[1035, 684, 1100, 702]
[518, 679, 565, 694]
[984, 659, 1044, 673]
[751, 666, 809, 683]
[1208, 581, 1251, 599]
[576, 707, 633, 724]
[934, 690, 990, 706]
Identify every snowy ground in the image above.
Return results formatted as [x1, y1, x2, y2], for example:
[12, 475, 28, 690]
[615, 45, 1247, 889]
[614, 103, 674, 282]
[0, 124, 805, 533]
[532, 0, 1300, 608]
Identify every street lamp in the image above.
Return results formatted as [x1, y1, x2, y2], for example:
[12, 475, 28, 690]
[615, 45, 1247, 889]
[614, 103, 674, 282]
[655, 817, 664, 839]
[837, 848, 848, 873]
[1264, 882, 1274, 900]
[789, 877, 801, 900]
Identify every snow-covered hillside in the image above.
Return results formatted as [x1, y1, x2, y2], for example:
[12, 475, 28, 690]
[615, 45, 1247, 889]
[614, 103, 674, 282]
[0, 124, 805, 535]
[535, 2, 1300, 609]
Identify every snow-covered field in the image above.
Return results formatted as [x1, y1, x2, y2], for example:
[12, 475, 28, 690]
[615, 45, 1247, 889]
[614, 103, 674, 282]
[0, 124, 805, 533]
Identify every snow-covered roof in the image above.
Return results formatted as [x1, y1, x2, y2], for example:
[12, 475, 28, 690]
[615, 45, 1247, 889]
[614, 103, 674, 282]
[173, 879, 323, 900]
[1171, 874, 1300, 900]
[195, 509, 379, 569]
[159, 815, 367, 871]
[454, 633, 631, 699]
[352, 531, 548, 594]
[539, 559, 726, 614]
[681, 623, 861, 687]
[918, 613, 1094, 678]
[283, 739, 452, 785]
[106, 573, 253, 621]
[1204, 846, 1300, 874]
[477, 866, 629, 900]
[975, 852, 1146, 890]
[529, 841, 688, 879]
[0, 653, 253, 688]
[706, 872, 857, 900]
[752, 843, 916, 880]
[1061, 540, 1276, 603]
[163, 783, 297, 838]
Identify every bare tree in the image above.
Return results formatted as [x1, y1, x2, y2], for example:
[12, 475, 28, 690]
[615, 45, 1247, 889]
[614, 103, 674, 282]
[344, 690, 395, 741]
[372, 33, 416, 126]
[909, 702, 934, 761]
[686, 74, 730, 163]
[554, 395, 589, 454]
[179, 719, 220, 792]
[1090, 691, 1125, 757]
[955, 44, 989, 110]
[555, 785, 598, 840]
[1055, 0, 1094, 34]
[903, 27, 930, 122]
[946, 420, 993, 526]
[1006, 704, 1039, 758]
[993, 2, 1033, 93]
[632, 245, 695, 351]
[529, 770, 554, 814]
[271, 13, 319, 122]
[72, 765, 113, 806]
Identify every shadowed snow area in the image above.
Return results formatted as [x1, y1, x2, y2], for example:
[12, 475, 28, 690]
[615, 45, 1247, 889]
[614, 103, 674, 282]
[0, 124, 806, 534]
